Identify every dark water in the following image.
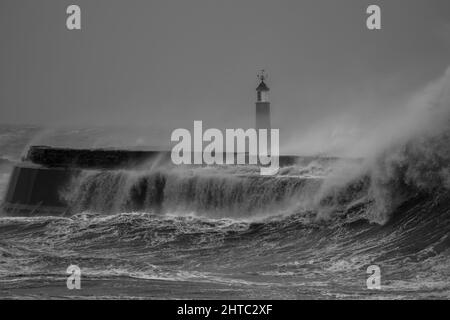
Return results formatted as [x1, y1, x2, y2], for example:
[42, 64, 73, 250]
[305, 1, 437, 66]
[0, 125, 449, 299]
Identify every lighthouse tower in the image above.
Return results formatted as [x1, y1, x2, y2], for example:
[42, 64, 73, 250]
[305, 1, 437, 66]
[255, 70, 271, 131]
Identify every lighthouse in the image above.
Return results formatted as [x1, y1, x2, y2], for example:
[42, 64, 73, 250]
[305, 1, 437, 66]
[255, 70, 271, 131]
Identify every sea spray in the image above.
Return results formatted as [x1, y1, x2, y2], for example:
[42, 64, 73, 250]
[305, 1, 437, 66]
[60, 165, 322, 218]
[313, 68, 450, 224]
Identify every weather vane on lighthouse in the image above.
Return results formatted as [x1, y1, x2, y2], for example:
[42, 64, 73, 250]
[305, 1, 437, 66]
[257, 69, 268, 82]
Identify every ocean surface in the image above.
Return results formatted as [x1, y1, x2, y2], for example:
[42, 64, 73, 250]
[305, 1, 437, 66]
[0, 125, 449, 299]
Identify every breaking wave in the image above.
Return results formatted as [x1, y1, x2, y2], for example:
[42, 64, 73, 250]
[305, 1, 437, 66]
[61, 165, 323, 219]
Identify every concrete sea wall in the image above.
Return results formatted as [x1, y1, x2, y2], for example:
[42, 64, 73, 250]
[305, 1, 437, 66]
[2, 164, 79, 216]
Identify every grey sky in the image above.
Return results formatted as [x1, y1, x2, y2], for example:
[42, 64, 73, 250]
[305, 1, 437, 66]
[1, 0, 450, 153]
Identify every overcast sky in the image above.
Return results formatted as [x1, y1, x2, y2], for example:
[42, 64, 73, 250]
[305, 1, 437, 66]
[1, 0, 450, 153]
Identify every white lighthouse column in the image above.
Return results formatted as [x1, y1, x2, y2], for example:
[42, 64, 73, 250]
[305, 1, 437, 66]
[255, 70, 271, 159]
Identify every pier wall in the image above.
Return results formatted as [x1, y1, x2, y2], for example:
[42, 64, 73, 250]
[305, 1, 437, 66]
[2, 146, 330, 216]
[2, 165, 79, 216]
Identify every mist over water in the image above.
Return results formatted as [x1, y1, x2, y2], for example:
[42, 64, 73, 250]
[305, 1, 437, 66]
[284, 67, 450, 158]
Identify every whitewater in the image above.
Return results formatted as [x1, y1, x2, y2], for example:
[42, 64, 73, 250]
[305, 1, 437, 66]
[1, 70, 450, 299]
